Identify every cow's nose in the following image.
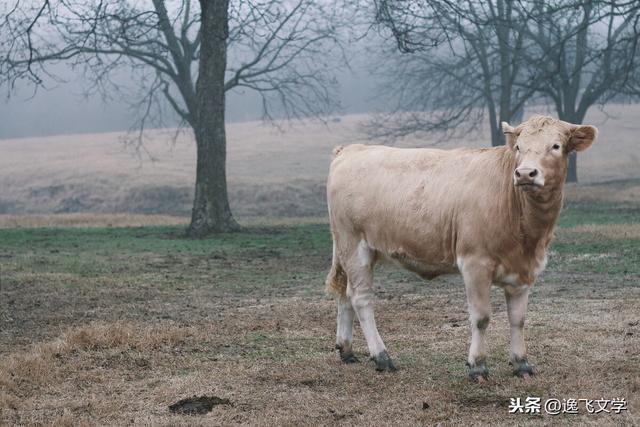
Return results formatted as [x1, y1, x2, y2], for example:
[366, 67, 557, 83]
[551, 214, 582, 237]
[514, 167, 539, 183]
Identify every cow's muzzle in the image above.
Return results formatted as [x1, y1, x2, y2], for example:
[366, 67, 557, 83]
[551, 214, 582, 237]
[514, 167, 544, 190]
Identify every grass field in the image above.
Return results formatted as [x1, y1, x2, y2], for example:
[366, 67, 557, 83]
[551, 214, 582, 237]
[1, 201, 638, 426]
[1, 106, 639, 425]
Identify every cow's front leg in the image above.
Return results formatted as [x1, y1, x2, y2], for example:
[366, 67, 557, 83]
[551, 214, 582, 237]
[505, 284, 535, 378]
[335, 295, 358, 363]
[460, 259, 492, 382]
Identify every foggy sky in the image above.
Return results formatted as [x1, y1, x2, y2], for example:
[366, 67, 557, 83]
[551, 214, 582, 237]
[0, 50, 381, 140]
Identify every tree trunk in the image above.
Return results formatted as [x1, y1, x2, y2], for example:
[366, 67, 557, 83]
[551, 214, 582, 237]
[488, 105, 502, 146]
[561, 111, 581, 183]
[511, 105, 524, 124]
[491, 121, 503, 146]
[566, 151, 578, 183]
[187, 0, 239, 237]
[563, 111, 579, 183]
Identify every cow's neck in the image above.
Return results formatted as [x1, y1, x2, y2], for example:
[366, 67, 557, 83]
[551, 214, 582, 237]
[514, 182, 563, 254]
[500, 148, 564, 254]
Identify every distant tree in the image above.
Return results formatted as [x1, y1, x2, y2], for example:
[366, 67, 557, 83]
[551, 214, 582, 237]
[0, 0, 343, 236]
[525, 0, 640, 181]
[372, 0, 538, 146]
[373, 0, 640, 182]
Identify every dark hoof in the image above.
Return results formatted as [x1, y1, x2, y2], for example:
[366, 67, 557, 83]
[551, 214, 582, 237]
[373, 350, 397, 372]
[511, 358, 535, 378]
[336, 343, 359, 364]
[466, 360, 489, 383]
[341, 353, 359, 364]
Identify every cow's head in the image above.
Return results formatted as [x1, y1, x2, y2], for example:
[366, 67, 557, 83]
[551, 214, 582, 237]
[502, 116, 597, 192]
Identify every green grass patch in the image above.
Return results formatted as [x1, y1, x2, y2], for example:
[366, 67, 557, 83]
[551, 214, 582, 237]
[550, 234, 640, 274]
[550, 202, 640, 274]
[559, 202, 640, 227]
[0, 202, 638, 296]
[0, 223, 333, 296]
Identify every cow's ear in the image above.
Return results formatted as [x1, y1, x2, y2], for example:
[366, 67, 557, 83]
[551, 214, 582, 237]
[568, 125, 598, 152]
[502, 121, 519, 149]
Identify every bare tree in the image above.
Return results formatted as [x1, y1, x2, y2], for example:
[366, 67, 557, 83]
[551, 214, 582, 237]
[372, 0, 640, 182]
[526, 0, 640, 181]
[0, 0, 343, 236]
[372, 0, 538, 146]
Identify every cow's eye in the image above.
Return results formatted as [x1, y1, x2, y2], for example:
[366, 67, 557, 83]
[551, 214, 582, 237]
[515, 145, 520, 151]
[552, 144, 560, 150]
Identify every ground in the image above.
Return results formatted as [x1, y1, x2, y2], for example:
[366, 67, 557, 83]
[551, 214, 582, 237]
[1, 107, 639, 425]
[1, 201, 639, 426]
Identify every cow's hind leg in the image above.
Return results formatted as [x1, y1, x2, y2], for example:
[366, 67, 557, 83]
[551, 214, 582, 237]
[336, 296, 358, 363]
[327, 241, 358, 363]
[505, 285, 535, 378]
[460, 258, 492, 382]
[346, 240, 396, 372]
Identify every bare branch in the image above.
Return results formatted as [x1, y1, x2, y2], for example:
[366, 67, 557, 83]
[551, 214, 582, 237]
[0, 0, 344, 136]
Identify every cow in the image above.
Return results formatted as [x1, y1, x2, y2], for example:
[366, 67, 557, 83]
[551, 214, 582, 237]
[325, 115, 597, 381]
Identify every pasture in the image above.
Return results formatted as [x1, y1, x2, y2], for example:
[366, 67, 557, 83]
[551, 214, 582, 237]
[0, 107, 639, 425]
[1, 201, 639, 425]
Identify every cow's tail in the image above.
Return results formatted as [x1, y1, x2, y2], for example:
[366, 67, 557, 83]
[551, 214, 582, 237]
[326, 149, 347, 298]
[325, 239, 348, 299]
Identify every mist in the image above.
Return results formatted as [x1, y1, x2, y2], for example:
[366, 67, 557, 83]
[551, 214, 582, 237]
[0, 47, 381, 139]
[1, 1, 639, 424]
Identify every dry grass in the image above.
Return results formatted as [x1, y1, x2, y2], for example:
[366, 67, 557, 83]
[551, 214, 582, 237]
[0, 105, 638, 219]
[0, 211, 638, 424]
[1, 291, 638, 426]
[63, 321, 191, 351]
[0, 214, 334, 229]
[0, 213, 188, 229]
[0, 321, 193, 389]
[0, 321, 204, 425]
[564, 181, 640, 204]
[563, 223, 640, 240]
[0, 105, 638, 424]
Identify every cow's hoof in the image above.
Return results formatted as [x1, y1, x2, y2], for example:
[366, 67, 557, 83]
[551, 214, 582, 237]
[511, 358, 535, 378]
[340, 352, 359, 364]
[373, 350, 397, 372]
[466, 360, 489, 383]
[336, 343, 359, 364]
[340, 350, 359, 363]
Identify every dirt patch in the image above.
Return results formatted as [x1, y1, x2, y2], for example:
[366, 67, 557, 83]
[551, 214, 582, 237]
[169, 396, 232, 415]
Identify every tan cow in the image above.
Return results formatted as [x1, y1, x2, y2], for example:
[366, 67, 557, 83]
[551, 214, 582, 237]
[325, 115, 597, 381]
